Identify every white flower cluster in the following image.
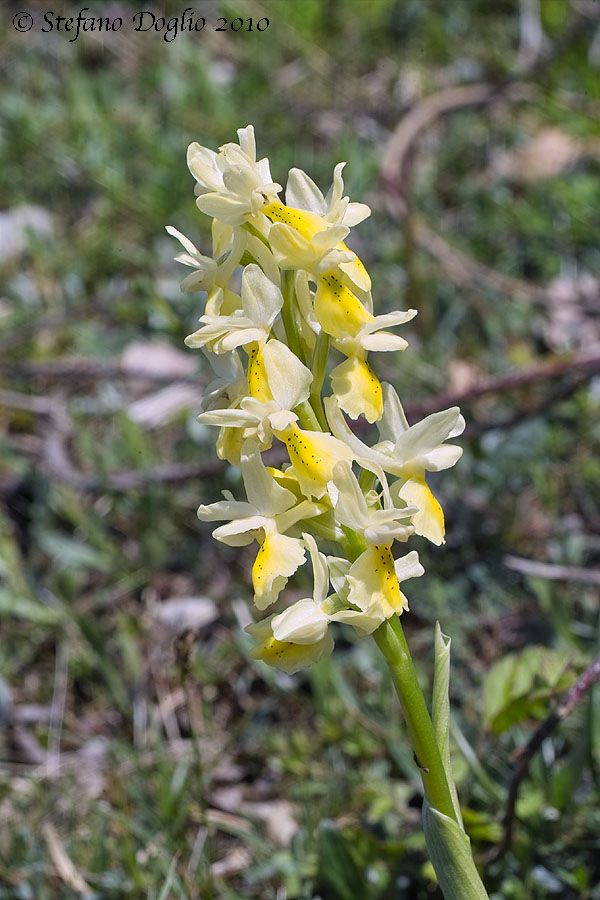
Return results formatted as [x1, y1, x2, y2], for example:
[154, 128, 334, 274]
[168, 126, 464, 674]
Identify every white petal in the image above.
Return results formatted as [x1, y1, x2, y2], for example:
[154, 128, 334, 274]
[263, 340, 312, 411]
[324, 396, 377, 460]
[195, 193, 250, 225]
[240, 439, 296, 515]
[393, 408, 464, 463]
[285, 167, 326, 214]
[268, 409, 298, 432]
[324, 162, 346, 219]
[449, 414, 466, 438]
[236, 124, 256, 161]
[327, 556, 351, 594]
[365, 310, 417, 331]
[421, 445, 463, 472]
[165, 225, 201, 257]
[272, 598, 329, 644]
[187, 144, 221, 190]
[329, 603, 385, 635]
[303, 533, 329, 606]
[245, 234, 281, 287]
[377, 383, 409, 441]
[330, 461, 368, 532]
[197, 407, 257, 428]
[212, 515, 269, 545]
[342, 202, 371, 227]
[219, 326, 267, 352]
[311, 224, 350, 251]
[360, 333, 408, 352]
[394, 550, 425, 582]
[196, 499, 255, 522]
[241, 264, 283, 327]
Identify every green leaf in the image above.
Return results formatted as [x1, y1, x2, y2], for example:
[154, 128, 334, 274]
[483, 646, 575, 734]
[38, 532, 113, 573]
[315, 822, 368, 900]
[423, 803, 489, 900]
[548, 738, 587, 811]
[0, 589, 63, 625]
[432, 622, 463, 826]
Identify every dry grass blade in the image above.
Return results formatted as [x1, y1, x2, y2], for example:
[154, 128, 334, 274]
[42, 822, 93, 896]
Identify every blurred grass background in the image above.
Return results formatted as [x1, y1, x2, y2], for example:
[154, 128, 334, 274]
[1, 0, 600, 897]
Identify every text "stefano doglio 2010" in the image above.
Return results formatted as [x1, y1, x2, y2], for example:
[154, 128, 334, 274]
[16, 8, 270, 42]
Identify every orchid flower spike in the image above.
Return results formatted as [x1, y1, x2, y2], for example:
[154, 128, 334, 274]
[169, 125, 465, 673]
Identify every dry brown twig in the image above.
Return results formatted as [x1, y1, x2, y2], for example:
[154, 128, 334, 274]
[1, 389, 226, 491]
[0, 358, 200, 384]
[406, 349, 600, 419]
[504, 555, 600, 587]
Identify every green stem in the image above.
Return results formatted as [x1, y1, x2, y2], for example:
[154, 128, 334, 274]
[373, 615, 458, 823]
[295, 400, 322, 432]
[309, 330, 330, 431]
[281, 270, 306, 364]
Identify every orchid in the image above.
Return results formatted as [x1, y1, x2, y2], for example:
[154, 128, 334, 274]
[165, 225, 246, 293]
[285, 162, 371, 229]
[185, 263, 282, 355]
[197, 338, 312, 448]
[170, 127, 489, 899]
[187, 125, 281, 225]
[247, 534, 334, 674]
[325, 384, 465, 544]
[329, 308, 417, 422]
[197, 439, 322, 609]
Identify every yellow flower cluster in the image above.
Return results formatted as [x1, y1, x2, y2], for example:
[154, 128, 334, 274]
[169, 126, 464, 674]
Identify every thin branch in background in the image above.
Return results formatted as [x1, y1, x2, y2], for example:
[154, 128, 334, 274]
[406, 349, 600, 419]
[409, 215, 546, 305]
[380, 82, 518, 198]
[1, 390, 228, 492]
[505, 555, 600, 586]
[381, 0, 598, 202]
[489, 651, 600, 864]
[464, 372, 592, 437]
[0, 388, 54, 415]
[0, 358, 200, 384]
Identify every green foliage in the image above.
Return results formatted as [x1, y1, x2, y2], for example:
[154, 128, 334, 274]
[315, 823, 368, 900]
[483, 647, 576, 734]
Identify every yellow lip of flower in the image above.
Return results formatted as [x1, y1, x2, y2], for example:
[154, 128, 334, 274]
[197, 339, 313, 448]
[394, 476, 446, 546]
[247, 532, 335, 672]
[248, 628, 334, 675]
[314, 273, 374, 340]
[345, 544, 424, 619]
[251, 529, 307, 610]
[263, 200, 371, 292]
[246, 342, 273, 402]
[351, 544, 406, 617]
[277, 423, 354, 498]
[329, 354, 383, 423]
[184, 263, 283, 354]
